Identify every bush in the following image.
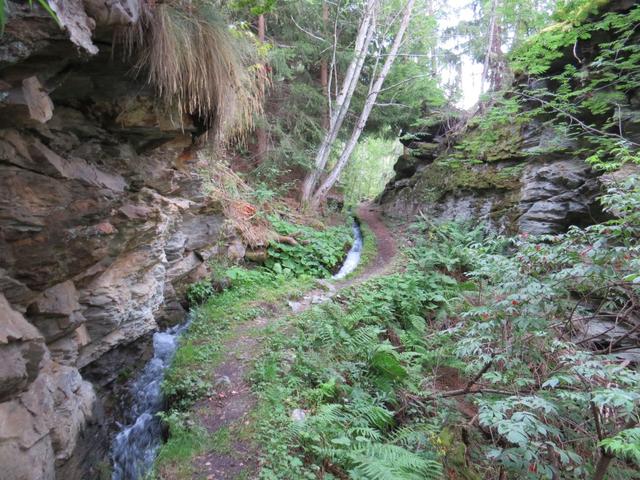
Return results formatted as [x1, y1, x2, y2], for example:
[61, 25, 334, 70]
[186, 279, 216, 306]
[265, 216, 352, 277]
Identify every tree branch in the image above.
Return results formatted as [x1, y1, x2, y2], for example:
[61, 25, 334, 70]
[513, 91, 640, 147]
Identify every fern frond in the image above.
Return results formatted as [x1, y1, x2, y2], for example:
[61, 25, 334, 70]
[349, 443, 444, 480]
[346, 326, 385, 354]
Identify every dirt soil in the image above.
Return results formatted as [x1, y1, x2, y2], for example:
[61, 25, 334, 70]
[190, 205, 397, 479]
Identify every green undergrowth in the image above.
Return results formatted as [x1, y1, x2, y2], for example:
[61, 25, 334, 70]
[266, 216, 352, 277]
[249, 228, 474, 479]
[153, 217, 360, 478]
[249, 178, 640, 480]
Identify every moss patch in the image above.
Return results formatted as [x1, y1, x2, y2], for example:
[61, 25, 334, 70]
[413, 159, 524, 204]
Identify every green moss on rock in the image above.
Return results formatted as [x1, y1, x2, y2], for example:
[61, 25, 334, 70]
[413, 159, 524, 203]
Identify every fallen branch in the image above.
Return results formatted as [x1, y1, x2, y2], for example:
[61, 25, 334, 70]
[439, 358, 494, 397]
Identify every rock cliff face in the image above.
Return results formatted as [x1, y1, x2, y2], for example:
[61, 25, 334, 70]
[379, 121, 608, 234]
[379, 1, 639, 234]
[0, 2, 225, 478]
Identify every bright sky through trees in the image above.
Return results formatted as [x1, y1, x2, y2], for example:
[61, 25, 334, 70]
[441, 0, 484, 109]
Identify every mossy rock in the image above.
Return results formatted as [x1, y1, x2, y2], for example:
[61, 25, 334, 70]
[413, 160, 524, 203]
[440, 428, 483, 480]
[407, 141, 439, 159]
[456, 120, 526, 163]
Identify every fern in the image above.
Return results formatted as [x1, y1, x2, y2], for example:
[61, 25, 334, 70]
[346, 326, 385, 354]
[390, 423, 440, 449]
[369, 344, 408, 381]
[600, 428, 640, 465]
[349, 444, 443, 480]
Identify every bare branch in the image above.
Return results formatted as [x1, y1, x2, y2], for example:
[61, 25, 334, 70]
[513, 91, 640, 147]
[289, 16, 326, 43]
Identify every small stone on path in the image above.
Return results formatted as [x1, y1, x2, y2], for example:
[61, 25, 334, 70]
[291, 408, 306, 422]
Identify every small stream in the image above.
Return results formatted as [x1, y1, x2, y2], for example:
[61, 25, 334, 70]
[333, 219, 363, 279]
[109, 219, 363, 479]
[110, 320, 190, 480]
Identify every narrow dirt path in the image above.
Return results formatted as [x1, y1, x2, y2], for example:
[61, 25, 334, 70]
[190, 206, 396, 480]
[343, 202, 396, 285]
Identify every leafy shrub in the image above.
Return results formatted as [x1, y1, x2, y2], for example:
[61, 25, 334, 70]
[432, 179, 640, 479]
[186, 279, 216, 306]
[265, 216, 352, 277]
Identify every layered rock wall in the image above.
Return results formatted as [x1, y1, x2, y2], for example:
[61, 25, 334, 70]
[0, 2, 226, 477]
[379, 122, 608, 234]
[379, 1, 640, 234]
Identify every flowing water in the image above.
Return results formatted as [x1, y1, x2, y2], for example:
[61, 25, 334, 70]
[110, 219, 362, 479]
[333, 220, 363, 280]
[110, 320, 189, 480]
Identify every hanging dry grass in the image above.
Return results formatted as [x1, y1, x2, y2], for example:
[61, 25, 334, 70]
[122, 0, 265, 140]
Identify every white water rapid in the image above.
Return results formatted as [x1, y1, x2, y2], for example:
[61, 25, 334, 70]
[110, 321, 189, 480]
[333, 220, 363, 280]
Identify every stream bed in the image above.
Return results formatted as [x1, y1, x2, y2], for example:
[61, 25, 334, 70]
[333, 220, 363, 279]
[110, 320, 190, 479]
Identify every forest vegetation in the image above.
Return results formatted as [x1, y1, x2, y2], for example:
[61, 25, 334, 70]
[0, 0, 639, 479]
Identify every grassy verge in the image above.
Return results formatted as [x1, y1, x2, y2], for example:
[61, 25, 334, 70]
[153, 218, 356, 478]
[154, 269, 316, 478]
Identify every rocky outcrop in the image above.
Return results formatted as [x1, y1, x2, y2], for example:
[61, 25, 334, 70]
[0, 2, 227, 478]
[379, 115, 612, 234]
[379, 2, 639, 234]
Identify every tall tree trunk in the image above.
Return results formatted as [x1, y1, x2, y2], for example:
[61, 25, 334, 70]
[300, 0, 378, 205]
[309, 0, 416, 208]
[481, 0, 505, 94]
[320, 1, 330, 130]
[255, 13, 267, 164]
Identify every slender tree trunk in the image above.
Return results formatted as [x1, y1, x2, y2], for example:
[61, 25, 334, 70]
[481, 0, 497, 94]
[592, 453, 613, 480]
[300, 0, 378, 205]
[309, 0, 416, 208]
[320, 1, 330, 129]
[481, 0, 505, 94]
[255, 13, 267, 164]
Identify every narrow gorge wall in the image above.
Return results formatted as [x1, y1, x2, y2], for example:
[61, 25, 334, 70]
[378, 120, 612, 234]
[379, 0, 640, 234]
[0, 2, 226, 478]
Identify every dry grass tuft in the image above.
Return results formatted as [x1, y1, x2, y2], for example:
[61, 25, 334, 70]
[122, 0, 266, 140]
[202, 156, 274, 247]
